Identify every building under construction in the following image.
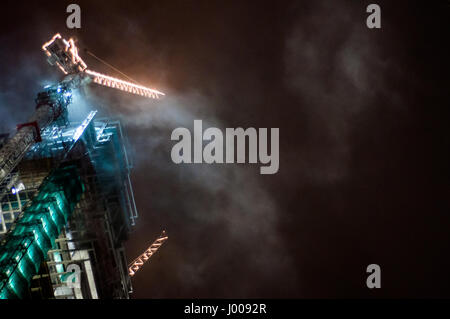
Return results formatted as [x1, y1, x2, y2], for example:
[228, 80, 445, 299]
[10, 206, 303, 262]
[0, 34, 167, 299]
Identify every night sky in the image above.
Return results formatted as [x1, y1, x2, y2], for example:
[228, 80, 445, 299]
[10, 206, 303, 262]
[0, 0, 449, 298]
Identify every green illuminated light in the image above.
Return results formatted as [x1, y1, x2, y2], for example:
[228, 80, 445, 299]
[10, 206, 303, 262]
[0, 166, 84, 299]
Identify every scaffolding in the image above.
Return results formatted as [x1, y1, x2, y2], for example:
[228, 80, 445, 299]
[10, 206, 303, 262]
[0, 165, 84, 298]
[0, 32, 161, 299]
[0, 109, 138, 299]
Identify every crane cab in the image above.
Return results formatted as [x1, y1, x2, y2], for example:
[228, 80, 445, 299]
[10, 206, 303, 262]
[42, 34, 87, 75]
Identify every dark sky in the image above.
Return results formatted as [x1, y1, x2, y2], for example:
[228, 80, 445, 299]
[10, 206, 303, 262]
[0, 0, 449, 298]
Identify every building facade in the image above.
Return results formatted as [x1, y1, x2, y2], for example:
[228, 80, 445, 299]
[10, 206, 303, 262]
[0, 106, 137, 299]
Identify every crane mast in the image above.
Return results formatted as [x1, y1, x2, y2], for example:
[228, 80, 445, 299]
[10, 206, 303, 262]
[0, 83, 73, 186]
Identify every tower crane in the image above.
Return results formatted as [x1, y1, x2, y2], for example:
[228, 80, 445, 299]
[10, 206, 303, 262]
[0, 34, 168, 298]
[0, 33, 164, 188]
[128, 231, 168, 277]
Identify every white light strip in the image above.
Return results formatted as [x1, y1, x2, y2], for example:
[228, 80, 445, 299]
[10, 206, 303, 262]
[128, 231, 168, 276]
[85, 69, 165, 99]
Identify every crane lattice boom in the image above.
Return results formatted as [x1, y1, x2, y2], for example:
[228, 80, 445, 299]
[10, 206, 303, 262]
[128, 231, 168, 277]
[86, 70, 164, 99]
[42, 33, 164, 99]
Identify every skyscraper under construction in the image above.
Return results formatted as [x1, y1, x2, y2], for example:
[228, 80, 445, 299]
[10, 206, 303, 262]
[0, 33, 164, 299]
